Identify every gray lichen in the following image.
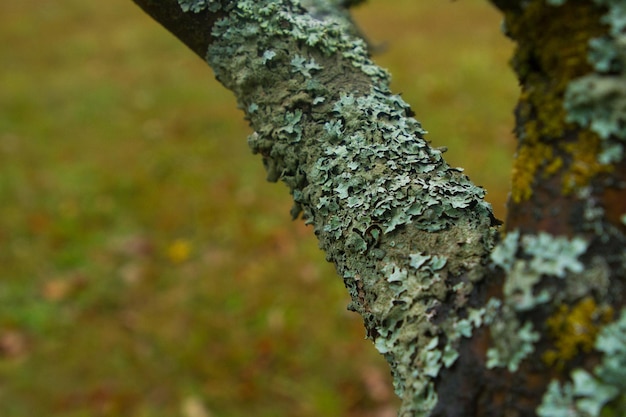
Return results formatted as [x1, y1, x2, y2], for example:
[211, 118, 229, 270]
[173, 0, 499, 414]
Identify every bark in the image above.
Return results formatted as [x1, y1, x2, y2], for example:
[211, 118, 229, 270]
[130, 0, 626, 416]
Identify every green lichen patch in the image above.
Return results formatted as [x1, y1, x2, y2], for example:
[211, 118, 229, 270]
[565, 75, 626, 142]
[491, 230, 589, 311]
[487, 230, 601, 372]
[290, 54, 323, 78]
[564, 0, 626, 147]
[443, 297, 502, 368]
[177, 0, 223, 13]
[487, 314, 540, 372]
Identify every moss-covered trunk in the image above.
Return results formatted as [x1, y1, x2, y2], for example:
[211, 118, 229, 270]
[131, 0, 626, 416]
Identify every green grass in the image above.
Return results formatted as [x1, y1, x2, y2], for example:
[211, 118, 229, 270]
[0, 0, 516, 416]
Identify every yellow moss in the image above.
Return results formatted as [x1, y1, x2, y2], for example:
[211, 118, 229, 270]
[561, 130, 613, 194]
[543, 156, 563, 178]
[543, 297, 614, 368]
[511, 139, 554, 203]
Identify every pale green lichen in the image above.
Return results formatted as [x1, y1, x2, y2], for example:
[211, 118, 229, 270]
[290, 54, 323, 78]
[538, 308, 626, 417]
[491, 230, 589, 311]
[177, 0, 223, 13]
[537, 380, 577, 417]
[488, 230, 595, 372]
[442, 297, 501, 368]
[490, 229, 520, 271]
[247, 102, 259, 113]
[487, 310, 540, 372]
[261, 49, 276, 64]
[522, 233, 588, 277]
[565, 75, 626, 140]
[407, 253, 447, 272]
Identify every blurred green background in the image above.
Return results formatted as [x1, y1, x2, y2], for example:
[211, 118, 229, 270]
[0, 0, 516, 416]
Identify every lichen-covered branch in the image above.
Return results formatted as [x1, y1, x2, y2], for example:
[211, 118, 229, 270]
[131, 0, 499, 414]
[483, 0, 626, 415]
[131, 0, 626, 416]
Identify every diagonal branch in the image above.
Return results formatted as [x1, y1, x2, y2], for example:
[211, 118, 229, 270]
[130, 0, 500, 414]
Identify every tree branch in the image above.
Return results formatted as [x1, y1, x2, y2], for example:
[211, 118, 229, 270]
[131, 1, 500, 414]
[132, 0, 222, 58]
[130, 0, 626, 416]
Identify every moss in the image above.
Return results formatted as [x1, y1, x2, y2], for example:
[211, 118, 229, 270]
[543, 297, 614, 368]
[505, 0, 608, 203]
[511, 137, 554, 203]
[562, 130, 614, 193]
[511, 116, 612, 202]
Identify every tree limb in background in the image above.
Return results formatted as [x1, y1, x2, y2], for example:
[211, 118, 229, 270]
[130, 0, 626, 416]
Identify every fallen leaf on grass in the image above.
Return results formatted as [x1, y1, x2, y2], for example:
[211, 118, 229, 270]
[0, 330, 29, 359]
[181, 395, 212, 417]
[166, 239, 192, 264]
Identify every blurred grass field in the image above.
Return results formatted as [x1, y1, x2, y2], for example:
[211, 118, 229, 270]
[0, 0, 516, 416]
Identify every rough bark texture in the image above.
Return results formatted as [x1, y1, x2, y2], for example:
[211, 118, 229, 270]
[131, 0, 626, 416]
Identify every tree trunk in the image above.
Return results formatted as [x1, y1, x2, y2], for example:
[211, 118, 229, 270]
[130, 0, 626, 415]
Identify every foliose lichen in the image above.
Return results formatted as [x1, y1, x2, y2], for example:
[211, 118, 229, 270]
[491, 230, 589, 311]
[444, 297, 501, 367]
[487, 230, 601, 372]
[290, 54, 323, 78]
[177, 0, 223, 13]
[487, 315, 540, 372]
[537, 308, 626, 417]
